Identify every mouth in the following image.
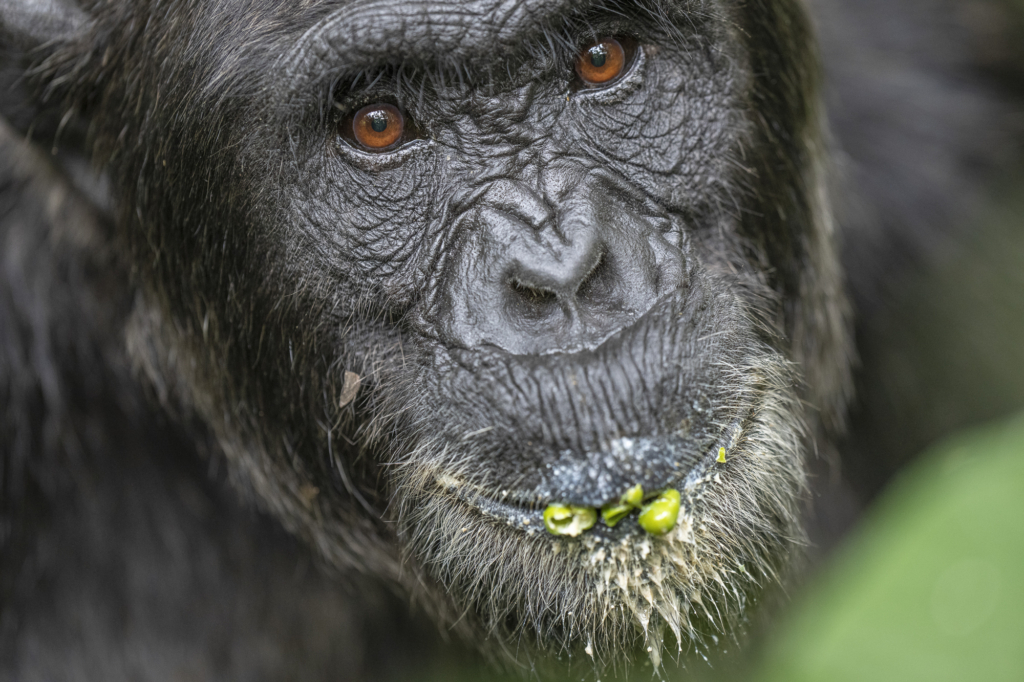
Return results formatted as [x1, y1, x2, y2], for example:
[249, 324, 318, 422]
[438, 414, 749, 537]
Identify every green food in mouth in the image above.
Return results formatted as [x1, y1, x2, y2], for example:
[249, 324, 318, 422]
[638, 488, 681, 536]
[543, 504, 598, 536]
[544, 485, 681, 536]
[600, 483, 644, 527]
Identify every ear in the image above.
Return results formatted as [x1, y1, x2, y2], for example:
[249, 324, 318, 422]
[0, 0, 88, 51]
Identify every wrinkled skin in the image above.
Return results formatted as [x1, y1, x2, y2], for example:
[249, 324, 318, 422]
[128, 0, 847, 665]
[137, 0, 846, 667]
[18, 0, 1023, 678]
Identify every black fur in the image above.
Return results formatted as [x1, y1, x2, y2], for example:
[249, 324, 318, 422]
[1, 0, 1021, 679]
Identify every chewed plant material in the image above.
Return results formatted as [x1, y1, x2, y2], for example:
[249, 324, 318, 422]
[545, 485, 683, 537]
[600, 483, 644, 527]
[543, 504, 597, 537]
[638, 489, 682, 536]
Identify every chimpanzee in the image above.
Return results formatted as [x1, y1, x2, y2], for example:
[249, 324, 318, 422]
[1, 0, 1021, 679]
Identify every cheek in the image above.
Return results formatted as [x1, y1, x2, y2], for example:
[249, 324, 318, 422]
[288, 152, 442, 290]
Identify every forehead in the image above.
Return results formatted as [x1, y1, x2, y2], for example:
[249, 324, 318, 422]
[273, 0, 735, 99]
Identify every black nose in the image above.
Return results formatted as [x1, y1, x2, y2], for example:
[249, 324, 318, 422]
[440, 178, 686, 355]
[505, 209, 605, 308]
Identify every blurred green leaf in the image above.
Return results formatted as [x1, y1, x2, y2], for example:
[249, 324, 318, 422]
[755, 414, 1024, 682]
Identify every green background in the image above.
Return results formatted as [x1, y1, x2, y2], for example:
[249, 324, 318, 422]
[754, 413, 1024, 682]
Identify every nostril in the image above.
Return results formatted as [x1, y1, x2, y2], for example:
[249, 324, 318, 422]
[510, 279, 559, 306]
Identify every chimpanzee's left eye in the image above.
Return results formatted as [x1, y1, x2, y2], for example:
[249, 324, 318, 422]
[573, 36, 637, 89]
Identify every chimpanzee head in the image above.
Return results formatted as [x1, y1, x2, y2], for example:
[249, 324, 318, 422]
[20, 0, 851, 672]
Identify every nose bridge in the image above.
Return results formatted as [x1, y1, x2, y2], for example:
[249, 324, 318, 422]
[479, 177, 554, 234]
[483, 157, 604, 242]
[528, 155, 601, 235]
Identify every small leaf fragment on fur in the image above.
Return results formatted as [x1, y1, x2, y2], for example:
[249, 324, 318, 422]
[601, 483, 644, 527]
[543, 504, 597, 536]
[717, 446, 727, 463]
[338, 371, 362, 407]
[638, 489, 681, 536]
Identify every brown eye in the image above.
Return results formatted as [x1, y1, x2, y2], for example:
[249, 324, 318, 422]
[351, 103, 404, 150]
[575, 38, 626, 85]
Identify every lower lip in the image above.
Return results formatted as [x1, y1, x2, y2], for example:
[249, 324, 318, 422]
[440, 431, 739, 537]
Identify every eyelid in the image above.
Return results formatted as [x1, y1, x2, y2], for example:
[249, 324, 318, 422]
[334, 133, 433, 170]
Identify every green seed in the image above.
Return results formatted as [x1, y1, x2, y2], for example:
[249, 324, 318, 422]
[621, 483, 644, 508]
[717, 446, 727, 463]
[543, 504, 597, 537]
[600, 503, 631, 527]
[638, 489, 681, 536]
[600, 484, 645, 527]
